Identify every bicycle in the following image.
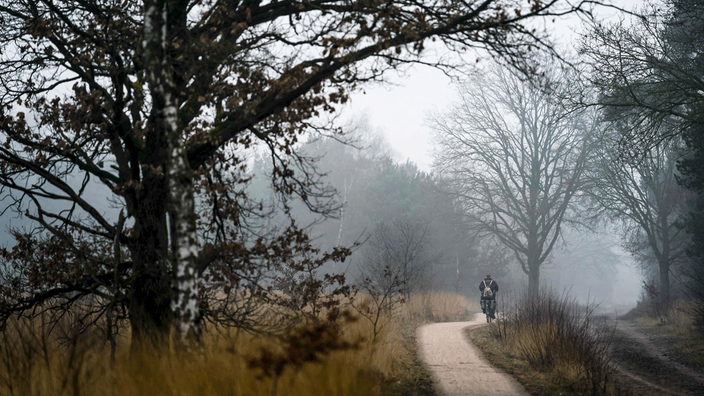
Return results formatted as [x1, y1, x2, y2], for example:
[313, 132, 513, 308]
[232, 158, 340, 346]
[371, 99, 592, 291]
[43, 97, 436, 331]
[484, 299, 496, 323]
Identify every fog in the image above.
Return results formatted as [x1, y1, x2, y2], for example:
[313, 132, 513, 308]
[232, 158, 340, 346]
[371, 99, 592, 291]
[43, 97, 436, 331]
[244, 110, 646, 312]
[287, 0, 649, 311]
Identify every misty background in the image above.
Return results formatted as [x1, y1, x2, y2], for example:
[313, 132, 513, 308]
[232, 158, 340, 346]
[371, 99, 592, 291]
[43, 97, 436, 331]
[0, 0, 649, 311]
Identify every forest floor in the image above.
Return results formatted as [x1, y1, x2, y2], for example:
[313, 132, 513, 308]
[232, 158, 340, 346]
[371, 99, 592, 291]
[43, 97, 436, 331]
[606, 315, 704, 396]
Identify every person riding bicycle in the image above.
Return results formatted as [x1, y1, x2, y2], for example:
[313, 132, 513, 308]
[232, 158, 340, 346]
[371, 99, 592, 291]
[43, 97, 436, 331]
[479, 273, 499, 318]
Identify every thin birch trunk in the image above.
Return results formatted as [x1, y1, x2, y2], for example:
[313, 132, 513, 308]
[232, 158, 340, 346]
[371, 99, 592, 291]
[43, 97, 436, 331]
[336, 176, 354, 247]
[167, 132, 201, 343]
[144, 0, 201, 344]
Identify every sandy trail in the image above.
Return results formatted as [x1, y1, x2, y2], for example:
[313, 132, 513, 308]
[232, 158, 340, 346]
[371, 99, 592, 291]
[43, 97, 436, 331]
[416, 314, 529, 396]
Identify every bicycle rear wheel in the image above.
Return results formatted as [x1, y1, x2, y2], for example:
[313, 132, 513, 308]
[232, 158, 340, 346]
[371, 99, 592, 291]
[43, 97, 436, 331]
[486, 301, 495, 323]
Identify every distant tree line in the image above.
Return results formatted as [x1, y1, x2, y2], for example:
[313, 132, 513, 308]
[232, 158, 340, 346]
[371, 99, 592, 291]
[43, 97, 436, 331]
[247, 127, 513, 296]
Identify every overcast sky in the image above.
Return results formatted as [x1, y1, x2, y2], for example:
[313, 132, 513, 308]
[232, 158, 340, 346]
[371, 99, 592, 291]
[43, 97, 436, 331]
[339, 0, 642, 172]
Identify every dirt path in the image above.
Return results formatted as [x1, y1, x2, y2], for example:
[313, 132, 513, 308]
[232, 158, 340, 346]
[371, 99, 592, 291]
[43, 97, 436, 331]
[609, 318, 704, 396]
[416, 314, 529, 396]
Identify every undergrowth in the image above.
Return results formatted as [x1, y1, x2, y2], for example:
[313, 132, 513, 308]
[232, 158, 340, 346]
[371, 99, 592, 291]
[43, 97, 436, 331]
[490, 291, 617, 395]
[0, 292, 471, 396]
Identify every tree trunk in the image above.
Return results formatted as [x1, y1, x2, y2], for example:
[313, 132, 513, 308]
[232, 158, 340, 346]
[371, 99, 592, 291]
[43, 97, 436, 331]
[659, 261, 671, 308]
[403, 260, 409, 300]
[528, 263, 540, 296]
[129, 266, 172, 348]
[128, 168, 172, 349]
[527, 236, 541, 296]
[658, 211, 672, 309]
[167, 121, 201, 343]
[129, 258, 173, 348]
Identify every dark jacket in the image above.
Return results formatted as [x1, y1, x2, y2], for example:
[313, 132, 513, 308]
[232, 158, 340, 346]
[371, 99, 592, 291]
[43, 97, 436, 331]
[479, 277, 499, 299]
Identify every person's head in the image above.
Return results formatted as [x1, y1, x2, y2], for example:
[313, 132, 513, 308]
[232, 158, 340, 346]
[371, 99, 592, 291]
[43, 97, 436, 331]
[485, 273, 491, 279]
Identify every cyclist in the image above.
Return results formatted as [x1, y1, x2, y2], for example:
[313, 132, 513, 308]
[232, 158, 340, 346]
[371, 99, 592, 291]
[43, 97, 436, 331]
[478, 273, 499, 319]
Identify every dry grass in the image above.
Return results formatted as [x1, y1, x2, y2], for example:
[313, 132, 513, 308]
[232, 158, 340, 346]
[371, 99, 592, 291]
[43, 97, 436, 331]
[0, 291, 471, 396]
[402, 292, 476, 324]
[484, 291, 618, 396]
[632, 299, 697, 335]
[0, 313, 399, 396]
[467, 325, 582, 396]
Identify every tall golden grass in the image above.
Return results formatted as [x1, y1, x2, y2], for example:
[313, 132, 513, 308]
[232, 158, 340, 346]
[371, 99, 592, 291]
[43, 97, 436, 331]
[0, 292, 472, 396]
[492, 291, 615, 395]
[403, 292, 476, 323]
[633, 298, 697, 335]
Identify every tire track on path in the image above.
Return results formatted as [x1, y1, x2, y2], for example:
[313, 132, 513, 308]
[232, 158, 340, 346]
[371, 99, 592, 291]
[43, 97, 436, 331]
[607, 317, 704, 396]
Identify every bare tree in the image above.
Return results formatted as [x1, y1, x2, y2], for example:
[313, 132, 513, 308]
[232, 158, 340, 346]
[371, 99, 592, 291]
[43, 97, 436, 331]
[430, 65, 594, 295]
[353, 264, 405, 344]
[579, 1, 704, 156]
[587, 133, 690, 305]
[360, 218, 436, 299]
